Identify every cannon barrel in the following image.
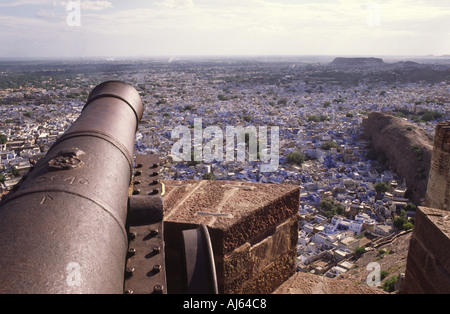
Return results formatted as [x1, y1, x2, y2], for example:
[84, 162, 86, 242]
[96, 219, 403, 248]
[0, 81, 143, 293]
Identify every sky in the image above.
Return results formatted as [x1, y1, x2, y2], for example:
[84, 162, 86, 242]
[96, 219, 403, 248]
[0, 0, 449, 58]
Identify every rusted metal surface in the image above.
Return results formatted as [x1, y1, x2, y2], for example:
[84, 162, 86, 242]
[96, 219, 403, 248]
[125, 154, 166, 294]
[182, 224, 218, 294]
[0, 81, 143, 294]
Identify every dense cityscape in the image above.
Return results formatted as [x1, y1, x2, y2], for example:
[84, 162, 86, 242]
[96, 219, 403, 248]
[1, 56, 449, 292]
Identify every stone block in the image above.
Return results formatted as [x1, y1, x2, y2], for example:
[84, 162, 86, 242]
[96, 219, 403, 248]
[404, 206, 450, 294]
[162, 180, 300, 294]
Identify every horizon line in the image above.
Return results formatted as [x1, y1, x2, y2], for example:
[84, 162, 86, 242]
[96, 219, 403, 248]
[0, 53, 449, 62]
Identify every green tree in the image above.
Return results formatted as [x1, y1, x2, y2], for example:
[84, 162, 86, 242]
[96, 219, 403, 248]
[218, 94, 229, 101]
[319, 115, 330, 122]
[307, 115, 320, 122]
[286, 152, 306, 166]
[393, 210, 413, 231]
[374, 182, 389, 194]
[277, 98, 288, 105]
[321, 141, 339, 151]
[420, 111, 443, 121]
[382, 275, 399, 292]
[202, 172, 217, 181]
[0, 134, 7, 145]
[404, 203, 417, 212]
[320, 198, 344, 219]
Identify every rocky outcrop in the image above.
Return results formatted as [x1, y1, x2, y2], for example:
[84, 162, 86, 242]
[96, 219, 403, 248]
[361, 112, 433, 204]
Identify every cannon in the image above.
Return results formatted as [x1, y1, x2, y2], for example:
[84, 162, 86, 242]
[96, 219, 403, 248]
[0, 81, 217, 294]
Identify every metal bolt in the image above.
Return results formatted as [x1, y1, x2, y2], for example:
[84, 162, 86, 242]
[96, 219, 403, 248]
[126, 267, 135, 274]
[153, 264, 161, 273]
[153, 284, 163, 294]
[153, 246, 161, 254]
[128, 231, 137, 240]
[150, 229, 159, 236]
[128, 247, 136, 257]
[124, 289, 134, 294]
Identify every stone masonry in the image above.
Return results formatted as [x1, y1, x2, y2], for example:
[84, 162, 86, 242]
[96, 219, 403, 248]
[162, 180, 300, 294]
[424, 121, 450, 211]
[404, 121, 450, 294]
[403, 206, 450, 293]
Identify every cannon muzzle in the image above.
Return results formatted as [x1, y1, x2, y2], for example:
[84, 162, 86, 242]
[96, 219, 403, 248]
[0, 81, 143, 293]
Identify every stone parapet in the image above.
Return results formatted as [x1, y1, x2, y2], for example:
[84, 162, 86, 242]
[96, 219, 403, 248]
[404, 206, 450, 293]
[162, 180, 300, 294]
[425, 121, 450, 211]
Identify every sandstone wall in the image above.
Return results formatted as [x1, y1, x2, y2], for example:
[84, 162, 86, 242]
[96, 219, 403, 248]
[425, 122, 450, 211]
[361, 112, 433, 204]
[403, 206, 450, 293]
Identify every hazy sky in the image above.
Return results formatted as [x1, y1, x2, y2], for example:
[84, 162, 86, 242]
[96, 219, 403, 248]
[0, 0, 449, 58]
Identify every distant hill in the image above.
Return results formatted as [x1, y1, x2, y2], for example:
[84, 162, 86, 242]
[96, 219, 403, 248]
[331, 57, 384, 66]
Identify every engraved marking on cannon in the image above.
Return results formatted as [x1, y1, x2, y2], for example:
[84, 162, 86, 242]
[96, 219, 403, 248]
[48, 148, 86, 170]
[40, 195, 54, 205]
[33, 175, 90, 186]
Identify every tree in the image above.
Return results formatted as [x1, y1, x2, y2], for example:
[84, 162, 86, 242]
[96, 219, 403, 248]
[218, 94, 229, 101]
[320, 198, 344, 219]
[202, 172, 217, 181]
[277, 98, 288, 105]
[420, 111, 443, 121]
[374, 182, 389, 194]
[382, 275, 399, 293]
[319, 115, 330, 122]
[0, 134, 7, 145]
[393, 210, 413, 231]
[321, 141, 339, 151]
[404, 203, 417, 212]
[286, 152, 305, 166]
[307, 115, 320, 122]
